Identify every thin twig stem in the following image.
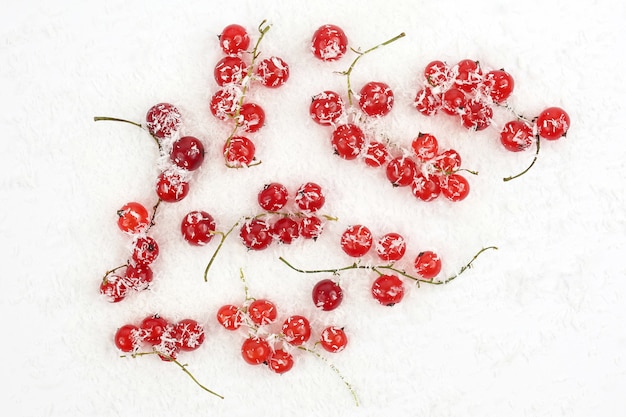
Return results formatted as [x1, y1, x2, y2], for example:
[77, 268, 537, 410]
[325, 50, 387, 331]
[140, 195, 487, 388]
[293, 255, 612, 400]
[503, 136, 541, 182]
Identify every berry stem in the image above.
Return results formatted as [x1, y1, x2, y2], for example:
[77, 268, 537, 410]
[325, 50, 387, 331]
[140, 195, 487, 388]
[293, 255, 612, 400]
[93, 116, 162, 151]
[122, 351, 224, 399]
[341, 32, 406, 107]
[148, 199, 162, 230]
[297, 346, 359, 407]
[502, 136, 541, 182]
[203, 218, 242, 282]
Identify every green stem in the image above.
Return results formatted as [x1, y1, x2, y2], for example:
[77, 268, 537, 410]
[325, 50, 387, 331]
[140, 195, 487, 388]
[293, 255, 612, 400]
[503, 136, 541, 182]
[298, 346, 359, 407]
[93, 116, 162, 150]
[203, 219, 242, 282]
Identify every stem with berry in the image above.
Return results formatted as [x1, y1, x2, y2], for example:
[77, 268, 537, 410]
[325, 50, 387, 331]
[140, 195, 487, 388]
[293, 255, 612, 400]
[93, 116, 162, 150]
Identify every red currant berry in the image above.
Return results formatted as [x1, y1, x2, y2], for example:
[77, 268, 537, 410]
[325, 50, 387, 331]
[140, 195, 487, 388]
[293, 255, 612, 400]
[124, 262, 153, 291]
[247, 299, 278, 325]
[536, 107, 570, 140]
[414, 87, 441, 116]
[238, 102, 265, 133]
[424, 60, 450, 87]
[433, 149, 461, 174]
[241, 337, 272, 365]
[411, 133, 439, 162]
[255, 56, 289, 88]
[460, 99, 493, 131]
[312, 279, 343, 311]
[117, 202, 150, 234]
[155, 329, 180, 362]
[181, 210, 216, 246]
[114, 324, 140, 352]
[453, 59, 483, 94]
[223, 136, 256, 167]
[173, 319, 205, 351]
[131, 236, 159, 265]
[482, 69, 514, 103]
[282, 315, 311, 346]
[298, 215, 324, 240]
[146, 103, 182, 139]
[358, 81, 394, 117]
[411, 173, 441, 202]
[268, 349, 294, 374]
[156, 170, 189, 203]
[311, 24, 348, 61]
[375, 232, 407, 262]
[100, 273, 130, 303]
[139, 314, 169, 345]
[371, 274, 405, 306]
[363, 141, 389, 167]
[295, 182, 325, 213]
[216, 304, 243, 331]
[271, 217, 300, 244]
[258, 182, 289, 212]
[414, 250, 442, 279]
[440, 174, 470, 202]
[441, 87, 466, 115]
[209, 87, 239, 120]
[319, 326, 348, 353]
[239, 218, 272, 250]
[310, 91, 345, 125]
[219, 24, 250, 55]
[214, 55, 247, 86]
[170, 136, 205, 171]
[340, 224, 373, 258]
[386, 156, 418, 187]
[500, 120, 534, 152]
[331, 123, 365, 160]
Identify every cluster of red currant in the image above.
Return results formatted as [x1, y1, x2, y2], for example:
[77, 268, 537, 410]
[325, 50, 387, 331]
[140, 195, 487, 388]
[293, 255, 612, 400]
[209, 22, 290, 167]
[282, 222, 497, 307]
[216, 270, 358, 403]
[413, 58, 570, 180]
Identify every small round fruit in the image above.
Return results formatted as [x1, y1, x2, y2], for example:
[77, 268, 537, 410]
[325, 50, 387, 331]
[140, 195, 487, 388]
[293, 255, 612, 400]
[411, 133, 439, 162]
[453, 59, 483, 94]
[319, 326, 348, 353]
[424, 60, 450, 87]
[460, 99, 493, 131]
[363, 141, 389, 167]
[311, 24, 348, 61]
[500, 120, 534, 152]
[239, 218, 272, 250]
[312, 279, 343, 311]
[340, 225, 373, 258]
[223, 136, 256, 167]
[238, 102, 265, 133]
[310, 91, 345, 125]
[371, 274, 405, 306]
[100, 273, 130, 303]
[181, 210, 217, 246]
[331, 124, 365, 160]
[117, 202, 150, 234]
[536, 107, 570, 140]
[358, 81, 394, 117]
[441, 87, 466, 115]
[146, 103, 182, 139]
[139, 315, 169, 345]
[114, 324, 140, 352]
[411, 173, 441, 202]
[386, 156, 418, 187]
[241, 337, 272, 365]
[170, 136, 205, 171]
[156, 170, 190, 203]
[255, 56, 289, 88]
[414, 87, 441, 116]
[247, 299, 278, 325]
[219, 24, 250, 55]
[173, 319, 205, 352]
[123, 263, 153, 291]
[270, 217, 300, 244]
[268, 349, 294, 374]
[295, 182, 325, 212]
[433, 149, 462, 174]
[214, 55, 247, 86]
[131, 236, 159, 265]
[375, 232, 407, 262]
[440, 174, 470, 202]
[209, 87, 239, 120]
[216, 304, 243, 331]
[258, 182, 289, 212]
[298, 215, 324, 240]
[483, 69, 514, 103]
[282, 315, 311, 346]
[414, 251, 442, 279]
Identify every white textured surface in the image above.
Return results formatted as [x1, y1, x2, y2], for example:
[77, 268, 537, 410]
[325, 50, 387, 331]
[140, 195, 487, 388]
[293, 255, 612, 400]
[2, 1, 625, 416]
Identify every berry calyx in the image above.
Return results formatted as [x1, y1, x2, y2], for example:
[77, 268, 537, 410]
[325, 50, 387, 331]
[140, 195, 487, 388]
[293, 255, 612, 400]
[413, 251, 442, 279]
[311, 24, 348, 61]
[319, 326, 348, 353]
[219, 24, 250, 55]
[117, 202, 150, 234]
[340, 225, 373, 258]
[312, 279, 344, 311]
[371, 274, 405, 306]
[181, 210, 217, 246]
[358, 81, 394, 117]
[282, 315, 311, 346]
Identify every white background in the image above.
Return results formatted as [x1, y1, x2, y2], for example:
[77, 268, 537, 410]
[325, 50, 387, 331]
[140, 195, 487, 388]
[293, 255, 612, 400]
[2, 0, 625, 416]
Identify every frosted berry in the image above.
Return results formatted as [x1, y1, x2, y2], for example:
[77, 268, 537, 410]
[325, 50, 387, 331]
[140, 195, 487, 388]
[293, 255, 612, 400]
[310, 91, 345, 125]
[210, 87, 239, 120]
[414, 87, 441, 116]
[255, 56, 289, 88]
[223, 136, 256, 167]
[298, 215, 324, 240]
[375, 232, 407, 262]
[214, 55, 247, 86]
[131, 236, 159, 265]
[319, 326, 348, 353]
[358, 81, 394, 117]
[170, 136, 205, 171]
[371, 274, 405, 306]
[139, 314, 169, 345]
[483, 69, 514, 103]
[247, 299, 278, 325]
[239, 218, 272, 250]
[311, 24, 348, 61]
[411, 173, 441, 202]
[453, 59, 483, 94]
[440, 174, 470, 202]
[241, 337, 272, 365]
[536, 107, 570, 140]
[156, 170, 189, 203]
[411, 133, 439, 162]
[312, 279, 343, 311]
[238, 102, 265, 133]
[386, 156, 418, 187]
[340, 225, 373, 258]
[424, 60, 450, 87]
[268, 349, 294, 374]
[181, 210, 216, 246]
[414, 250, 442, 279]
[460, 99, 493, 131]
[500, 120, 534, 152]
[331, 123, 365, 160]
[114, 324, 140, 352]
[282, 315, 311, 346]
[363, 141, 390, 167]
[216, 304, 243, 331]
[124, 262, 153, 291]
[219, 24, 250, 55]
[271, 217, 300, 244]
[117, 202, 150, 234]
[173, 319, 205, 352]
[100, 272, 130, 303]
[146, 103, 182, 139]
[257, 182, 289, 212]
[295, 182, 325, 212]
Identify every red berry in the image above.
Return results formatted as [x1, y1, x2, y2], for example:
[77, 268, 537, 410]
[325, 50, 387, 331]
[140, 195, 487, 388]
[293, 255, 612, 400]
[156, 170, 189, 203]
[282, 315, 311, 346]
[210, 87, 239, 120]
[223, 136, 256, 167]
[258, 182, 289, 212]
[363, 141, 390, 167]
[453, 59, 483, 94]
[500, 120, 534, 152]
[310, 91, 345, 125]
[411, 133, 439, 162]
[424, 60, 450, 87]
[411, 173, 441, 202]
[237, 102, 265, 133]
[298, 215, 324, 240]
[440, 174, 470, 202]
[441, 87, 466, 115]
[312, 279, 343, 311]
[117, 202, 150, 234]
[482, 69, 514, 103]
[319, 326, 348, 353]
[414, 87, 441, 116]
[358, 81, 394, 117]
[311, 24, 348, 61]
[331, 124, 365, 160]
[241, 337, 272, 365]
[247, 299, 278, 326]
[239, 218, 272, 250]
[146, 103, 182, 139]
[219, 24, 250, 55]
[375, 232, 407, 262]
[268, 349, 294, 374]
[173, 319, 205, 352]
[255, 56, 289, 88]
[181, 210, 216, 246]
[214, 55, 247, 86]
[536, 107, 570, 140]
[271, 217, 300, 244]
[124, 262, 153, 291]
[414, 251, 442, 279]
[216, 304, 243, 331]
[433, 149, 461, 174]
[295, 182, 325, 212]
[170, 136, 205, 171]
[371, 274, 405, 306]
[114, 324, 140, 352]
[100, 273, 130, 303]
[386, 156, 418, 187]
[461, 99, 493, 131]
[131, 236, 159, 265]
[340, 224, 373, 258]
[139, 315, 169, 345]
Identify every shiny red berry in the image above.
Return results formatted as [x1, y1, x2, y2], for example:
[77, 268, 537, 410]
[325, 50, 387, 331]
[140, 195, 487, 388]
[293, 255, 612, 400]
[214, 55, 247, 86]
[331, 124, 365, 160]
[241, 337, 272, 365]
[536, 107, 570, 140]
[210, 87, 239, 120]
[181, 210, 216, 246]
[268, 349, 294, 374]
[461, 99, 493, 131]
[114, 324, 140, 352]
[482, 69, 514, 103]
[411, 173, 441, 202]
[255, 56, 289, 88]
[173, 319, 205, 352]
[340, 224, 373, 258]
[298, 215, 324, 240]
[258, 182, 289, 212]
[375, 232, 407, 262]
[170, 136, 205, 171]
[414, 251, 442, 279]
[358, 81, 394, 117]
[282, 315, 311, 346]
[239, 218, 272, 250]
[386, 156, 418, 187]
[319, 326, 348, 353]
[124, 262, 153, 291]
[414, 87, 441, 116]
[216, 304, 243, 331]
[139, 315, 169, 345]
[146, 103, 182, 139]
[117, 202, 150, 234]
[411, 133, 439, 162]
[100, 273, 130, 303]
[247, 299, 278, 326]
[311, 24, 348, 61]
[440, 174, 470, 202]
[295, 182, 325, 212]
[238, 102, 265, 133]
[371, 274, 405, 306]
[312, 279, 343, 311]
[453, 59, 483, 94]
[155, 170, 189, 203]
[500, 120, 534, 152]
[223, 136, 256, 167]
[271, 217, 300, 244]
[131, 236, 159, 265]
[363, 141, 390, 167]
[424, 60, 450, 87]
[310, 91, 345, 125]
[219, 24, 250, 55]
